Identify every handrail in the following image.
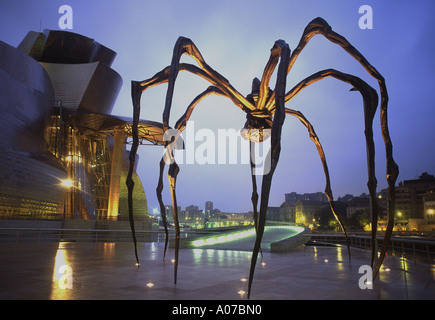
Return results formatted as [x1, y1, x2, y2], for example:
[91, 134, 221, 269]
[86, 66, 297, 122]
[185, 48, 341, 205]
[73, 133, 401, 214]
[310, 233, 435, 246]
[308, 233, 435, 265]
[0, 227, 222, 244]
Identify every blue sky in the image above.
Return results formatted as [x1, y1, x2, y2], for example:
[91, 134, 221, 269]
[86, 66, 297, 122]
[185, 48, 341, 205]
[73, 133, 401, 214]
[1, 0, 435, 213]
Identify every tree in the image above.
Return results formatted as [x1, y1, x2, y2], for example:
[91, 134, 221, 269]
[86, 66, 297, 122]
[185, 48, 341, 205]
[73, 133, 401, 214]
[348, 209, 370, 231]
[315, 201, 348, 230]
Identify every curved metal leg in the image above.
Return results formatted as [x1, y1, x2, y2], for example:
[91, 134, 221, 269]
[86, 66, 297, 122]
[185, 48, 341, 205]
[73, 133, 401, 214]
[156, 157, 169, 261]
[247, 40, 290, 299]
[249, 140, 263, 260]
[127, 82, 142, 267]
[168, 161, 180, 284]
[285, 68, 381, 266]
[281, 17, 399, 277]
[285, 107, 351, 262]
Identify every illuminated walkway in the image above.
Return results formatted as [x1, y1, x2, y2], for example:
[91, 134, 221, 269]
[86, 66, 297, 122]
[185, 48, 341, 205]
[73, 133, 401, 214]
[0, 241, 434, 300]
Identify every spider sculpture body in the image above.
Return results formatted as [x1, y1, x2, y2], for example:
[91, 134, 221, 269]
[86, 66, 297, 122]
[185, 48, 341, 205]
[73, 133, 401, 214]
[127, 17, 398, 298]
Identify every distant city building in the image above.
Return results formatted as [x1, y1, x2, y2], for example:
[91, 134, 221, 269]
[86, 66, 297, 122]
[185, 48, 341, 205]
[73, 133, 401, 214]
[285, 192, 328, 205]
[185, 205, 203, 222]
[269, 191, 328, 224]
[165, 205, 181, 218]
[379, 172, 435, 231]
[205, 201, 213, 214]
[279, 203, 296, 222]
[186, 205, 198, 211]
[0, 29, 161, 221]
[295, 200, 328, 226]
[379, 172, 435, 220]
[266, 207, 281, 221]
[345, 197, 370, 219]
[423, 190, 435, 230]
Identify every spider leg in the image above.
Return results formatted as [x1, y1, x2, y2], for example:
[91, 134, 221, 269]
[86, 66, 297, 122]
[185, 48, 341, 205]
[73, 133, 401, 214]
[168, 159, 180, 284]
[249, 141, 263, 260]
[133, 62, 248, 127]
[285, 107, 352, 261]
[156, 157, 169, 261]
[163, 36, 255, 131]
[247, 40, 290, 299]
[175, 86, 226, 131]
[126, 78, 176, 267]
[285, 68, 380, 269]
[283, 17, 398, 277]
[126, 82, 142, 267]
[131, 74, 225, 264]
[128, 76, 177, 266]
[167, 85, 230, 283]
[256, 42, 286, 109]
[130, 54, 249, 274]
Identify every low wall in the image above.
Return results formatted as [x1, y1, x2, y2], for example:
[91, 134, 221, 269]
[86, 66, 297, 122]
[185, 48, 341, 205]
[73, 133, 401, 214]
[0, 219, 63, 229]
[270, 227, 311, 253]
[95, 220, 151, 231]
[0, 218, 156, 242]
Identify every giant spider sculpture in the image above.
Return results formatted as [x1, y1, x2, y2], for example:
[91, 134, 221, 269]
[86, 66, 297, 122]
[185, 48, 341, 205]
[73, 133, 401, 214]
[127, 17, 399, 298]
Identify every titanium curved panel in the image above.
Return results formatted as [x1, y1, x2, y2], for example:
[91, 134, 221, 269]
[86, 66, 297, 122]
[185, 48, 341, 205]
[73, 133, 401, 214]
[0, 41, 66, 218]
[17, 31, 46, 61]
[40, 62, 98, 111]
[77, 62, 122, 114]
[40, 62, 122, 114]
[40, 30, 116, 67]
[0, 150, 67, 218]
[0, 40, 53, 151]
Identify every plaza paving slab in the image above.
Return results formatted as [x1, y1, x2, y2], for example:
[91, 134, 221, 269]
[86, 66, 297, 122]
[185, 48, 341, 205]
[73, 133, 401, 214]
[0, 241, 434, 300]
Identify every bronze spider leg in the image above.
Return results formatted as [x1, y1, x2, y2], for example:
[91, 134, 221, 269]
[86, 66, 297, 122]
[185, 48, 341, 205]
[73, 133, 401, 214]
[266, 17, 398, 279]
[174, 86, 227, 131]
[162, 38, 290, 294]
[170, 87, 228, 284]
[249, 141, 264, 260]
[285, 67, 384, 274]
[132, 70, 225, 266]
[172, 80, 335, 292]
[284, 107, 351, 256]
[134, 59, 252, 263]
[161, 37, 257, 284]
[127, 81, 143, 267]
[167, 157, 180, 283]
[247, 40, 291, 299]
[132, 46, 255, 269]
[156, 157, 169, 261]
[157, 125, 188, 263]
[133, 62, 239, 283]
[162, 36, 255, 133]
[245, 40, 303, 263]
[284, 68, 379, 264]
[129, 77, 176, 267]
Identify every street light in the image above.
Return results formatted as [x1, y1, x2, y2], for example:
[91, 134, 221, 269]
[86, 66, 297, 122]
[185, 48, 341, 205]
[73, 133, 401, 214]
[61, 179, 73, 188]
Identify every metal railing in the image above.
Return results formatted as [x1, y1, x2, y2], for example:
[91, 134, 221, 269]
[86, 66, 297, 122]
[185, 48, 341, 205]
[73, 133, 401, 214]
[308, 233, 435, 265]
[0, 227, 218, 245]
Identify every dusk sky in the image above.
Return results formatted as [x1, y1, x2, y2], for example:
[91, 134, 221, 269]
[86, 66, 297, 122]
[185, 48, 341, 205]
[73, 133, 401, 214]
[1, 0, 434, 213]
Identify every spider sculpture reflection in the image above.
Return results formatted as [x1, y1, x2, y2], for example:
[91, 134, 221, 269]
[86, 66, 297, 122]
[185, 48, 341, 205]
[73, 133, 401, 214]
[127, 17, 398, 298]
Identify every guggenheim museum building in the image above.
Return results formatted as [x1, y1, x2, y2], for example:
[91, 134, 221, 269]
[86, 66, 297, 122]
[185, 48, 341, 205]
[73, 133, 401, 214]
[0, 29, 163, 223]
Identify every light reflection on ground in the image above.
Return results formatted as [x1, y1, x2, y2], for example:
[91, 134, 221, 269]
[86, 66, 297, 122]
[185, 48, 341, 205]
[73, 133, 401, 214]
[0, 241, 433, 300]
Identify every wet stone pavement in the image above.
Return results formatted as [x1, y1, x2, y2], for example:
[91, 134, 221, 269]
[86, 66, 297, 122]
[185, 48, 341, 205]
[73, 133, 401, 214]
[0, 241, 434, 300]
